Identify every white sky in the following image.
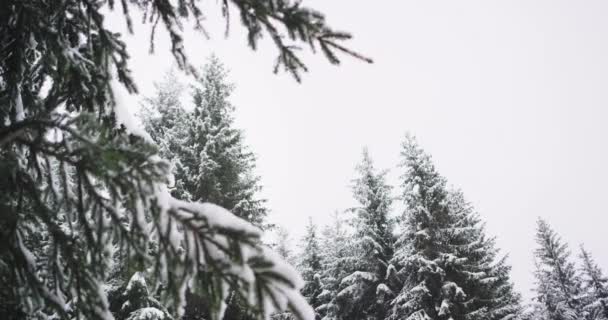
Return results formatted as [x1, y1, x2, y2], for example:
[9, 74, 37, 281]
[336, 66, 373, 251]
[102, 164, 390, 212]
[112, 0, 608, 301]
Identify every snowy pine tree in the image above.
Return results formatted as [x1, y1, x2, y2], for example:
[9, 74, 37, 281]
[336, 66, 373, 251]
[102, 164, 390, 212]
[187, 57, 267, 227]
[140, 57, 272, 319]
[118, 272, 172, 320]
[140, 57, 268, 228]
[267, 227, 298, 320]
[139, 69, 187, 153]
[332, 148, 394, 320]
[0, 0, 369, 318]
[273, 219, 324, 320]
[271, 226, 294, 264]
[317, 212, 353, 320]
[579, 246, 608, 320]
[533, 218, 583, 320]
[388, 135, 521, 320]
[390, 134, 462, 320]
[298, 218, 324, 312]
[444, 189, 522, 320]
[138, 69, 190, 200]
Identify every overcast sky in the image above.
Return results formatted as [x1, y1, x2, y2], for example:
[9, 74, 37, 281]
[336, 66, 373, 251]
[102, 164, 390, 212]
[112, 0, 608, 301]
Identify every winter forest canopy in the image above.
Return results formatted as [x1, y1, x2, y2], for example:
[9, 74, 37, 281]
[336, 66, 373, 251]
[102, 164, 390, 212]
[1, 1, 607, 320]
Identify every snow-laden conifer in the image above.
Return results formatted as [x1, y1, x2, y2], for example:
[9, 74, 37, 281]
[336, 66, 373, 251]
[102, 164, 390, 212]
[141, 57, 268, 228]
[140, 57, 271, 319]
[272, 226, 294, 263]
[532, 218, 583, 320]
[388, 135, 521, 320]
[298, 218, 324, 313]
[330, 148, 394, 320]
[579, 246, 608, 319]
[118, 272, 172, 320]
[317, 212, 353, 320]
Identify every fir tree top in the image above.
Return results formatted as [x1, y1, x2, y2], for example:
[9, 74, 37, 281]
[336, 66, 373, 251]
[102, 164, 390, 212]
[398, 134, 450, 260]
[350, 147, 394, 272]
[299, 218, 322, 283]
[580, 246, 608, 297]
[533, 218, 583, 319]
[389, 135, 521, 320]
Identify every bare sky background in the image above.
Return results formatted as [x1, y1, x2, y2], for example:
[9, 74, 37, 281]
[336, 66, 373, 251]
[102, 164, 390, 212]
[111, 0, 608, 301]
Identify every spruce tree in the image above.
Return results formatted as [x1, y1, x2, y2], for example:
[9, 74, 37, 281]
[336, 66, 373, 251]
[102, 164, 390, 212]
[138, 69, 190, 201]
[140, 56, 268, 227]
[139, 68, 187, 152]
[389, 135, 521, 320]
[579, 246, 608, 319]
[444, 189, 522, 320]
[117, 272, 173, 320]
[533, 218, 583, 320]
[271, 226, 294, 263]
[268, 227, 297, 320]
[275, 219, 324, 320]
[332, 148, 394, 320]
[188, 57, 267, 226]
[0, 0, 369, 319]
[317, 211, 353, 320]
[140, 57, 271, 319]
[299, 218, 324, 312]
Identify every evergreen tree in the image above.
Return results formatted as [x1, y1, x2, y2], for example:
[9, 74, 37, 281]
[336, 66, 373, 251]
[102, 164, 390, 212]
[317, 212, 353, 320]
[444, 189, 522, 320]
[138, 69, 190, 201]
[141, 57, 271, 319]
[533, 218, 583, 320]
[117, 272, 172, 320]
[0, 0, 368, 319]
[579, 246, 608, 320]
[272, 226, 294, 263]
[299, 218, 324, 312]
[332, 148, 394, 320]
[268, 227, 297, 320]
[273, 219, 323, 320]
[188, 57, 267, 226]
[140, 57, 267, 227]
[139, 68, 187, 150]
[389, 135, 521, 320]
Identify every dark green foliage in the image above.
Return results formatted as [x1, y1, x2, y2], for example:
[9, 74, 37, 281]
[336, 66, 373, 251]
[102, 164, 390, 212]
[1, 112, 167, 319]
[218, 0, 373, 81]
[1, 0, 367, 318]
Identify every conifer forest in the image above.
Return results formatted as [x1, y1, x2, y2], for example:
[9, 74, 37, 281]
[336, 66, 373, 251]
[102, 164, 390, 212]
[1, 1, 606, 320]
